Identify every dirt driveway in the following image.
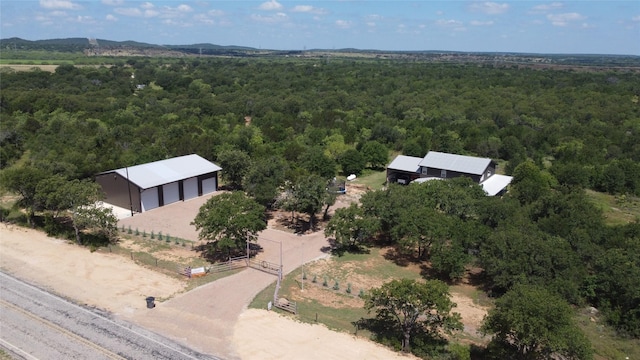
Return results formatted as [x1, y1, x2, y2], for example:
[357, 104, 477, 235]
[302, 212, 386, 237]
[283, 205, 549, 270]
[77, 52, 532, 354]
[116, 193, 339, 359]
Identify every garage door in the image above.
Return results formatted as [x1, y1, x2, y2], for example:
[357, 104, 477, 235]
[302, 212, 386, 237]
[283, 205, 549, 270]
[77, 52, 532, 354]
[162, 181, 180, 205]
[183, 177, 198, 200]
[141, 188, 159, 212]
[201, 177, 217, 195]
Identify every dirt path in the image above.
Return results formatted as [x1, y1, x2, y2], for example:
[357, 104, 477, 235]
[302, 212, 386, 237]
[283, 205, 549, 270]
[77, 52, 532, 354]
[124, 228, 332, 359]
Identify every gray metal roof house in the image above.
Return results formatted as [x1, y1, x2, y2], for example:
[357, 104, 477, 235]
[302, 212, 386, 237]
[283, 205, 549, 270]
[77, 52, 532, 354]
[387, 151, 512, 196]
[95, 154, 222, 213]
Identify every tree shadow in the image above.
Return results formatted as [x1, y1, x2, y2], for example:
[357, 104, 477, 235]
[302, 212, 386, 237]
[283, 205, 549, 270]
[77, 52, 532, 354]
[193, 241, 262, 263]
[382, 246, 422, 267]
[353, 317, 402, 350]
[353, 316, 449, 357]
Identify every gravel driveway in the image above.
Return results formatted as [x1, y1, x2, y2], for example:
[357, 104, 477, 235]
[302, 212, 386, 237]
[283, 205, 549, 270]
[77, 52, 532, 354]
[115, 193, 333, 359]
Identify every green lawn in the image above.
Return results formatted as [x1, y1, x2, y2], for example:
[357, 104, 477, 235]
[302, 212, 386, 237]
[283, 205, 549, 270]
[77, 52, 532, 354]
[351, 169, 386, 190]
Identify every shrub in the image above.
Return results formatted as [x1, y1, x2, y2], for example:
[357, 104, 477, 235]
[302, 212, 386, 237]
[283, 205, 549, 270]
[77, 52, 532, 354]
[312, 275, 317, 283]
[447, 343, 471, 360]
[127, 225, 132, 234]
[158, 231, 163, 240]
[323, 276, 328, 287]
[150, 231, 155, 239]
[333, 280, 340, 290]
[346, 283, 352, 294]
[142, 230, 147, 238]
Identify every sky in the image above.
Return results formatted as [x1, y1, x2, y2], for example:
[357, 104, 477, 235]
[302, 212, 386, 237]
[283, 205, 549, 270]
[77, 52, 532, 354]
[1, 1, 639, 55]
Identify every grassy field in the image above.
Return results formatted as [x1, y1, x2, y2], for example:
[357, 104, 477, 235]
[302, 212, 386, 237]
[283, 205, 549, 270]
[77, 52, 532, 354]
[585, 189, 640, 225]
[577, 310, 640, 360]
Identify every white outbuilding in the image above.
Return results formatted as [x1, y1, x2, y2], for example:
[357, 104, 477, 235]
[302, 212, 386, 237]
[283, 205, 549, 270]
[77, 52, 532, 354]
[95, 154, 222, 213]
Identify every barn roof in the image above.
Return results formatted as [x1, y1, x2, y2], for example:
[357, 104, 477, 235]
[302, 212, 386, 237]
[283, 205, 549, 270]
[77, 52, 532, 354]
[419, 151, 492, 175]
[108, 154, 221, 189]
[387, 155, 423, 173]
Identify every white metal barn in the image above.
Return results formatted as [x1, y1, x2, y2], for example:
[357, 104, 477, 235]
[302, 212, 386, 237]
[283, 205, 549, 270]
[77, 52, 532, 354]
[96, 154, 222, 213]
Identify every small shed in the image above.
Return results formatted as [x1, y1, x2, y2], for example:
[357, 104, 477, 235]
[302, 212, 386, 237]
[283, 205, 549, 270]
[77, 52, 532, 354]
[96, 154, 222, 213]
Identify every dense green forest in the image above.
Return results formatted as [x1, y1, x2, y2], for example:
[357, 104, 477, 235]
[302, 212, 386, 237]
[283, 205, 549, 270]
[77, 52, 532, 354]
[1, 55, 639, 357]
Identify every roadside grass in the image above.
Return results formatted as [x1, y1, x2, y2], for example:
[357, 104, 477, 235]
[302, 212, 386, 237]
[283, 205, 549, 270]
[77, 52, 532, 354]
[0, 349, 12, 360]
[577, 311, 640, 360]
[585, 189, 640, 226]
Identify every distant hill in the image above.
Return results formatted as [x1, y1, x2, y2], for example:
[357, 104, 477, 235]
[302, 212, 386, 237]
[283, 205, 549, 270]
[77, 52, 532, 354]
[0, 37, 255, 53]
[1, 37, 639, 68]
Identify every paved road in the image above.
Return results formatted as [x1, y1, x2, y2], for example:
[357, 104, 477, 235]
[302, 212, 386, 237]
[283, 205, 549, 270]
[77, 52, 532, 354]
[0, 272, 216, 360]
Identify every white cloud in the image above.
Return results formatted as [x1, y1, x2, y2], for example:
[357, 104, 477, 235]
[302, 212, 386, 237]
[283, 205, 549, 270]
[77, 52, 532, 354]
[114, 7, 140, 16]
[259, 0, 283, 11]
[194, 14, 214, 24]
[547, 12, 585, 26]
[140, 2, 154, 10]
[531, 3, 563, 11]
[291, 5, 327, 15]
[632, 15, 640, 22]
[435, 19, 463, 27]
[114, 7, 159, 18]
[144, 9, 159, 18]
[335, 20, 351, 29]
[101, 0, 124, 6]
[250, 12, 288, 23]
[531, 2, 563, 13]
[435, 19, 466, 32]
[75, 15, 94, 24]
[106, 14, 117, 21]
[40, 0, 81, 10]
[194, 9, 225, 25]
[469, 2, 509, 15]
[176, 4, 192, 12]
[470, 20, 494, 26]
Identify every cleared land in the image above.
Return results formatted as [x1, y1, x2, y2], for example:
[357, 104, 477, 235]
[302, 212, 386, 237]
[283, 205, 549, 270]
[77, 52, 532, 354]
[0, 187, 416, 360]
